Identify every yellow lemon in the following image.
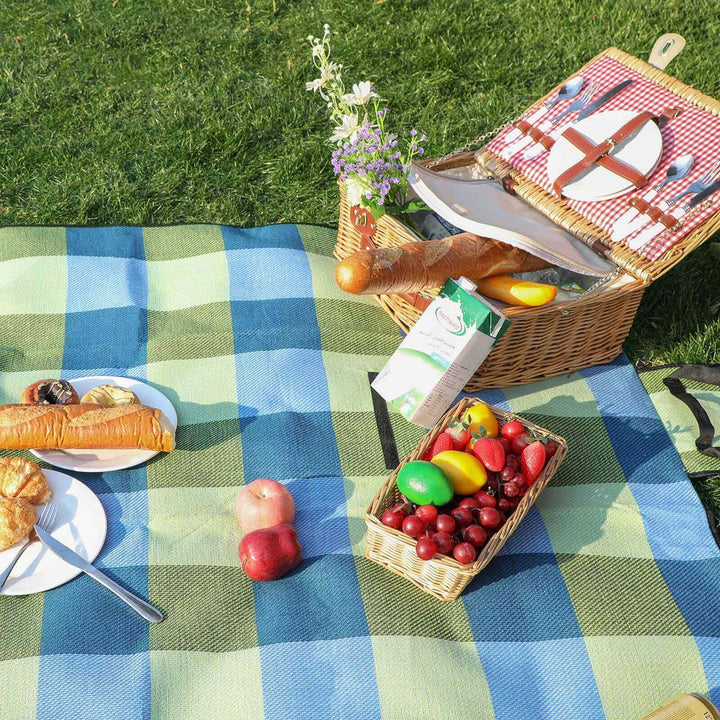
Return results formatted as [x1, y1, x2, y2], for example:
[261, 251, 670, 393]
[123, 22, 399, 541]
[462, 403, 499, 438]
[431, 451, 487, 496]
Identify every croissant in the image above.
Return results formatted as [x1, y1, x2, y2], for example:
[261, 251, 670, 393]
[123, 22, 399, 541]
[0, 404, 175, 452]
[0, 496, 35, 551]
[0, 457, 52, 505]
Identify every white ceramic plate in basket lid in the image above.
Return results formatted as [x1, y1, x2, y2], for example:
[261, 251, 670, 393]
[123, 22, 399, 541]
[547, 110, 663, 202]
[31, 376, 177, 473]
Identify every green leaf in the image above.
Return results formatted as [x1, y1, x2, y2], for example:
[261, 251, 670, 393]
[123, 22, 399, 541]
[397, 198, 430, 214]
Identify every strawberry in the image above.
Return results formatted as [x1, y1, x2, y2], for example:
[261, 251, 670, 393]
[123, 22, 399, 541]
[472, 437, 506, 472]
[445, 420, 471, 450]
[521, 441, 547, 484]
[427, 432, 454, 460]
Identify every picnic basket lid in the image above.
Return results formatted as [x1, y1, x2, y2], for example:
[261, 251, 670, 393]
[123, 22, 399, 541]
[476, 45, 720, 285]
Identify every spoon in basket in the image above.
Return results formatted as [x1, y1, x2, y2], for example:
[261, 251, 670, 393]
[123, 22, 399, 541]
[500, 76, 585, 155]
[611, 154, 695, 242]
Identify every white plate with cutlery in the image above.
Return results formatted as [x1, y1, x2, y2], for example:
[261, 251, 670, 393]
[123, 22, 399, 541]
[0, 470, 107, 595]
[547, 110, 663, 201]
[31, 376, 177, 473]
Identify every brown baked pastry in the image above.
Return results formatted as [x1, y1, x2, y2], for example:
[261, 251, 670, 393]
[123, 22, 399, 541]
[0, 404, 175, 452]
[21, 379, 79, 405]
[0, 496, 35, 551]
[334, 233, 550, 295]
[80, 385, 140, 407]
[0, 457, 52, 505]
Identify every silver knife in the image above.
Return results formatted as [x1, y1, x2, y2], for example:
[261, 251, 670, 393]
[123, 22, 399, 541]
[35, 525, 164, 623]
[573, 79, 634, 123]
[687, 178, 720, 208]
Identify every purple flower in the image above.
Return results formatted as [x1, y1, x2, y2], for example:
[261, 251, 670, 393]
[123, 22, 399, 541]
[377, 197, 384, 205]
[421, 134, 427, 142]
[417, 147, 424, 155]
[410, 129, 418, 137]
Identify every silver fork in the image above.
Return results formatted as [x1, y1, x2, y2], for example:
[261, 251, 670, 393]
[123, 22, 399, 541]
[519, 82, 598, 161]
[0, 503, 57, 589]
[627, 161, 720, 250]
[666, 160, 720, 206]
[551, 82, 597, 125]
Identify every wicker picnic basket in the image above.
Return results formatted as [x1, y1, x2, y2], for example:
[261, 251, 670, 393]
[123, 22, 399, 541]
[335, 42, 720, 390]
[365, 397, 567, 601]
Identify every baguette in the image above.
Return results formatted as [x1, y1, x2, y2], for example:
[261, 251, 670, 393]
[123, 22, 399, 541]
[334, 233, 550, 295]
[0, 404, 175, 452]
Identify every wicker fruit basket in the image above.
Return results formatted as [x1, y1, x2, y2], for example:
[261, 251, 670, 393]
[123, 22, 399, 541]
[364, 397, 568, 601]
[335, 44, 720, 391]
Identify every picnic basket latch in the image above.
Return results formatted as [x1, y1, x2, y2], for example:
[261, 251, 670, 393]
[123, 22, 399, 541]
[350, 205, 377, 242]
[648, 33, 686, 70]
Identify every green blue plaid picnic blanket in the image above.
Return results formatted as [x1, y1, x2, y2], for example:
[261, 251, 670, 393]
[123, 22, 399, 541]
[0, 223, 719, 720]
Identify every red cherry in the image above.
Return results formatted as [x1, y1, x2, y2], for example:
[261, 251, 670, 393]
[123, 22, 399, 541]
[503, 482, 521, 498]
[435, 514, 456, 534]
[453, 542, 477, 564]
[433, 531, 455, 555]
[450, 507, 473, 529]
[463, 524, 488, 548]
[479, 507, 503, 529]
[501, 421, 525, 440]
[381, 509, 404, 529]
[498, 437, 511, 453]
[472, 490, 497, 508]
[545, 441, 558, 459]
[402, 515, 427, 538]
[416, 537, 439, 560]
[506, 454, 521, 471]
[500, 466, 516, 482]
[511, 436, 529, 455]
[415, 505, 439, 524]
[498, 498, 513, 513]
[458, 497, 479, 510]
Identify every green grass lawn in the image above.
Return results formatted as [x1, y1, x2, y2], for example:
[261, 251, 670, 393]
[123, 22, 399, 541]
[0, 3, 718, 357]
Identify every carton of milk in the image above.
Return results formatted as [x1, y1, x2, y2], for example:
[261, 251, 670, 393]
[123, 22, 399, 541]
[371, 277, 509, 427]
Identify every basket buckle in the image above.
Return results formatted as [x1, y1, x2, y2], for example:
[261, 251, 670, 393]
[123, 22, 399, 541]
[350, 205, 377, 240]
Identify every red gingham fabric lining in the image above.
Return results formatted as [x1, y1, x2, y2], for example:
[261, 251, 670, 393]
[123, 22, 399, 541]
[485, 55, 720, 263]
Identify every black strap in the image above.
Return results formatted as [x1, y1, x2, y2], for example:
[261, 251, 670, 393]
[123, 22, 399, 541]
[368, 372, 401, 470]
[663, 365, 720, 460]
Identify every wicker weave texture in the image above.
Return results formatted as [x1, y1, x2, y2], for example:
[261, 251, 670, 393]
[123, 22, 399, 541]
[365, 398, 568, 601]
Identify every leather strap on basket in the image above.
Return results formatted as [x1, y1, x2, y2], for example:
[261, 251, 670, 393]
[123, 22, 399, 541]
[552, 107, 682, 198]
[514, 119, 555, 151]
[396, 292, 432, 311]
[350, 205, 377, 240]
[629, 196, 682, 230]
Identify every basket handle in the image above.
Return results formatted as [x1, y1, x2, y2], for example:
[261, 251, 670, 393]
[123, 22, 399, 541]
[648, 33, 685, 71]
[663, 364, 720, 460]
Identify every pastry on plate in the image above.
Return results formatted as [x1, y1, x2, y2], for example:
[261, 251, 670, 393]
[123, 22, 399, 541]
[0, 496, 35, 551]
[80, 384, 140, 407]
[0, 457, 52, 505]
[21, 379, 79, 405]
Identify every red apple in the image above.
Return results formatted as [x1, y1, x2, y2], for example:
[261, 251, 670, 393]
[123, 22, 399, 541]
[235, 478, 295, 533]
[238, 523, 302, 581]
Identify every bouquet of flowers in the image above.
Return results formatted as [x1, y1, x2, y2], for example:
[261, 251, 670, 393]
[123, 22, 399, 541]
[306, 25, 427, 220]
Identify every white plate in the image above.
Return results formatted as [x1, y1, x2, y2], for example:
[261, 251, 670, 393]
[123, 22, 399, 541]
[547, 110, 663, 202]
[31, 376, 178, 473]
[0, 470, 107, 595]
